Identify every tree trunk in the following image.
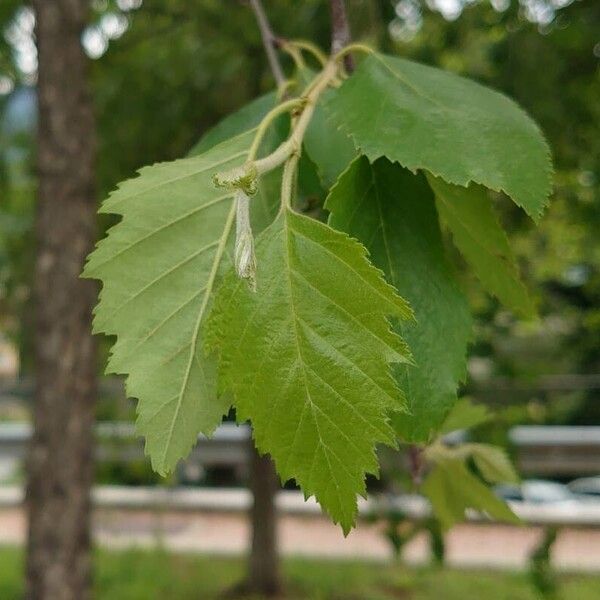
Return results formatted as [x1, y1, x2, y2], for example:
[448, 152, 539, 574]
[246, 442, 281, 597]
[26, 2, 97, 599]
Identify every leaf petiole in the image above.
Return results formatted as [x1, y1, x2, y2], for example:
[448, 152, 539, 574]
[281, 152, 300, 210]
[284, 39, 328, 67]
[247, 97, 305, 161]
[253, 60, 339, 176]
[333, 42, 374, 64]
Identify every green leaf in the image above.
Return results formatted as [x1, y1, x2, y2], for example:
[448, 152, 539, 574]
[469, 444, 520, 485]
[327, 53, 553, 220]
[84, 129, 272, 475]
[326, 157, 472, 442]
[422, 458, 520, 531]
[428, 175, 536, 318]
[439, 398, 492, 434]
[191, 93, 285, 232]
[304, 102, 356, 190]
[207, 208, 413, 532]
[299, 68, 357, 189]
[190, 92, 277, 156]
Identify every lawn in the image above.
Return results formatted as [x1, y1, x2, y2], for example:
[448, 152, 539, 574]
[1, 546, 599, 599]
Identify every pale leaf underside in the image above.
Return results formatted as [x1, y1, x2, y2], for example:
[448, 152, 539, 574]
[85, 130, 269, 475]
[423, 458, 519, 531]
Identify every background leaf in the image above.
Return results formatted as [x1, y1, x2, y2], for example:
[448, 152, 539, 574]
[303, 85, 357, 188]
[429, 175, 536, 318]
[422, 458, 520, 531]
[190, 92, 277, 156]
[469, 444, 520, 485]
[439, 398, 492, 434]
[327, 157, 472, 443]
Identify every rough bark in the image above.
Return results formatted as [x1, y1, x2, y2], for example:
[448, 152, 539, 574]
[246, 443, 281, 597]
[26, 2, 97, 599]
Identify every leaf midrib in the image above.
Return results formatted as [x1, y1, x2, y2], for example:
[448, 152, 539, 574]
[282, 213, 349, 520]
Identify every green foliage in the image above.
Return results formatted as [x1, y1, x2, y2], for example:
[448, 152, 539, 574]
[429, 175, 536, 318]
[469, 443, 519, 486]
[84, 131, 263, 475]
[326, 52, 552, 220]
[326, 156, 472, 442]
[189, 93, 277, 156]
[439, 398, 491, 434]
[529, 527, 559, 600]
[4, 546, 600, 600]
[422, 456, 519, 531]
[207, 208, 412, 531]
[303, 88, 357, 188]
[86, 35, 552, 530]
[421, 404, 519, 531]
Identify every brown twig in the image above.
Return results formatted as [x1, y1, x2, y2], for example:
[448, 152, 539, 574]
[408, 445, 424, 487]
[248, 0, 286, 88]
[329, 0, 354, 71]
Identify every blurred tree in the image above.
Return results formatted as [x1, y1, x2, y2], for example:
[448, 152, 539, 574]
[25, 2, 97, 599]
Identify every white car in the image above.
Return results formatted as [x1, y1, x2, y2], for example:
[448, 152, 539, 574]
[496, 480, 580, 507]
[495, 479, 600, 525]
[568, 476, 600, 501]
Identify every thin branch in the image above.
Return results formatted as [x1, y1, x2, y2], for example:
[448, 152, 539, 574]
[248, 0, 286, 88]
[408, 445, 423, 487]
[329, 0, 354, 71]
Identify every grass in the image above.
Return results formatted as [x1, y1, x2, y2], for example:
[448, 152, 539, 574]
[1, 546, 599, 599]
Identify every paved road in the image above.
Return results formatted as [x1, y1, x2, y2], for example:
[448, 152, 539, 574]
[2, 505, 600, 571]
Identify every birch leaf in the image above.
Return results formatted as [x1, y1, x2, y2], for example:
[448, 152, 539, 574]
[327, 53, 553, 220]
[327, 157, 472, 442]
[207, 208, 413, 532]
[85, 130, 265, 474]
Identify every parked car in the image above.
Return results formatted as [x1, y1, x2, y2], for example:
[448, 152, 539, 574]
[496, 480, 580, 507]
[568, 476, 600, 500]
[495, 479, 600, 525]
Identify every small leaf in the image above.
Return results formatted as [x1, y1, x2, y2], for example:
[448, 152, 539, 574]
[422, 458, 520, 531]
[428, 175, 536, 318]
[439, 398, 492, 434]
[207, 208, 413, 532]
[327, 157, 472, 442]
[469, 444, 520, 485]
[327, 53, 553, 220]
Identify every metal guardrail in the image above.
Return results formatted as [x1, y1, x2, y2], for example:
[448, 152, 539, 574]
[2, 485, 600, 528]
[1, 423, 600, 476]
[510, 426, 600, 475]
[0, 422, 251, 481]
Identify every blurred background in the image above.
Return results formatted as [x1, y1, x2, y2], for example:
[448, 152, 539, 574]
[0, 0, 599, 598]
